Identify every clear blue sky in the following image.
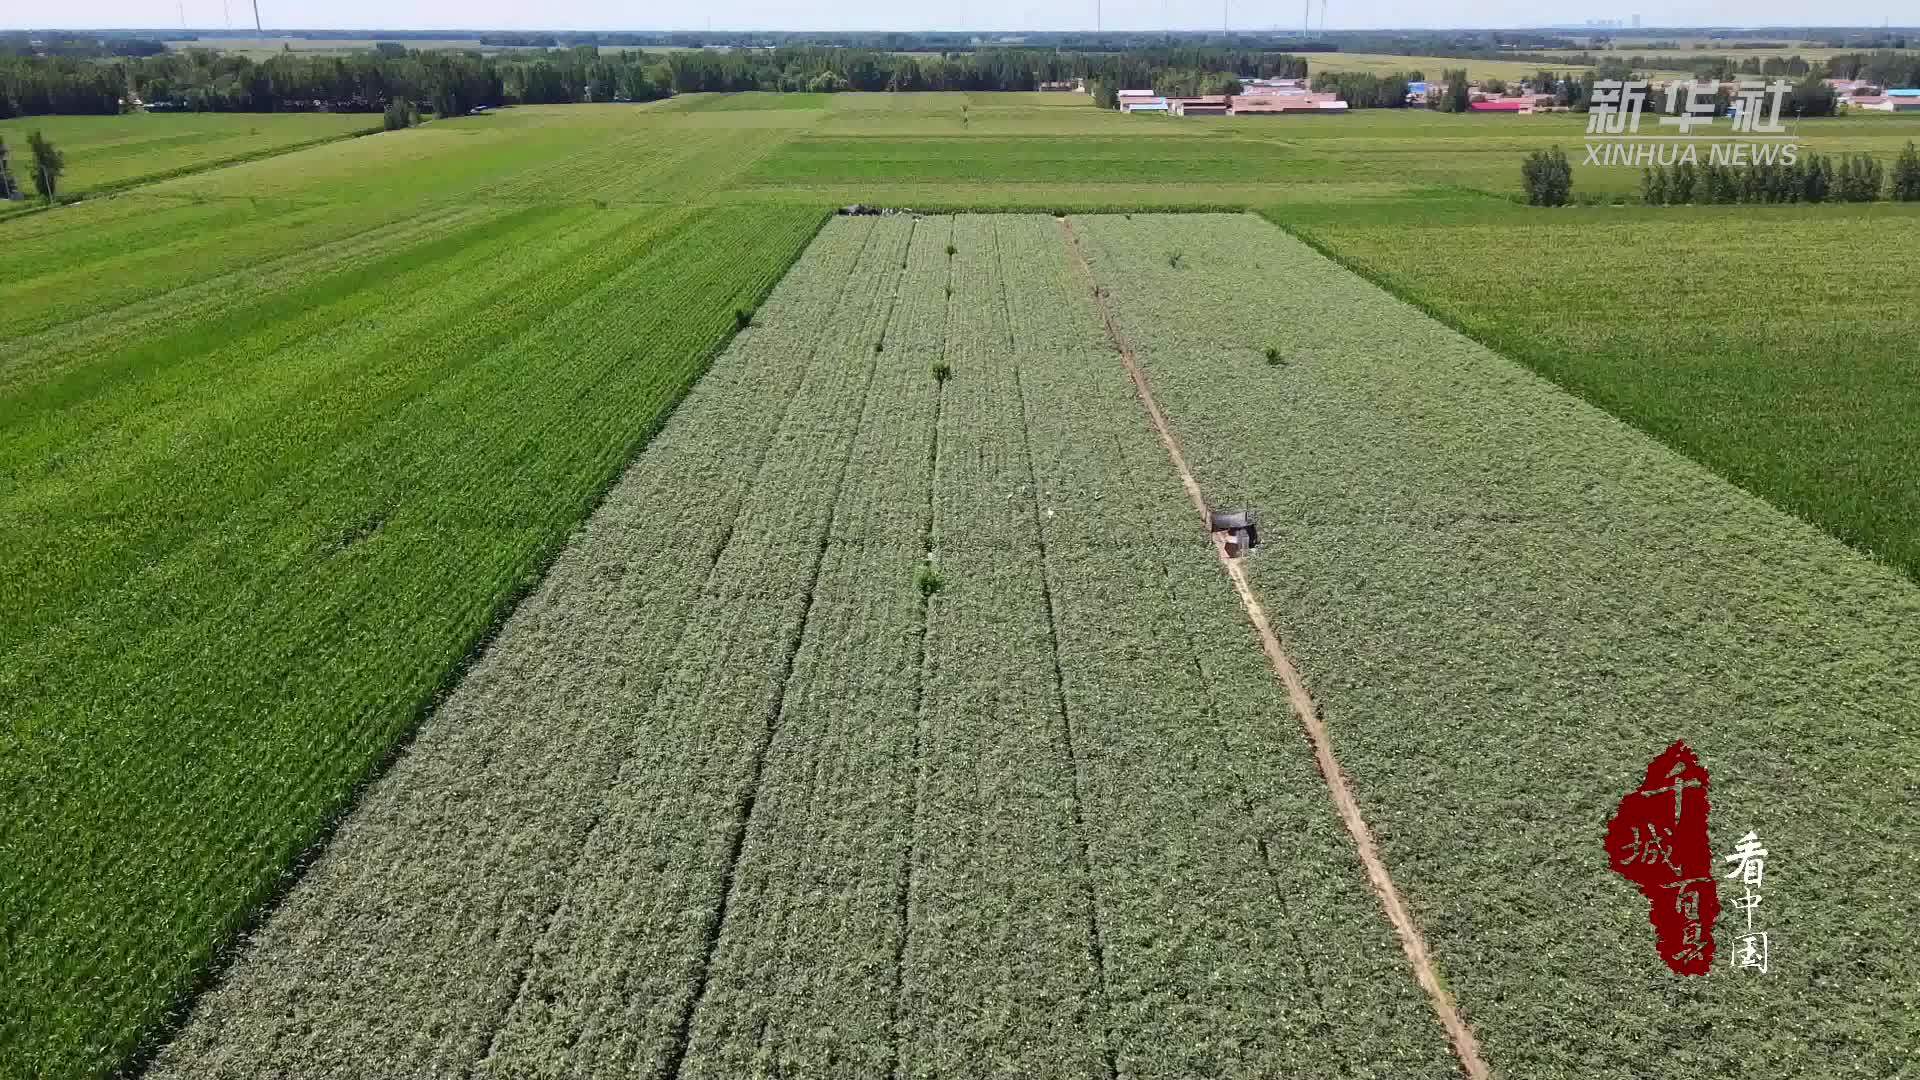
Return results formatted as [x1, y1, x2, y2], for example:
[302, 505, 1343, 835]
[4, 1, 1910, 33]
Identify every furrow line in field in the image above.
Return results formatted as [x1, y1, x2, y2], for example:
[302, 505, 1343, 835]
[466, 216, 916, 1079]
[897, 215, 1105, 1079]
[884, 217, 954, 1080]
[1139, 549, 1333, 1021]
[994, 220, 1120, 1080]
[662, 215, 921, 1080]
[666, 216, 943, 1077]
[0, 203, 488, 385]
[462, 217, 893, 1079]
[1056, 214, 1492, 1080]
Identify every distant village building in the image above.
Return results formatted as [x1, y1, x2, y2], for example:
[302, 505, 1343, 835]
[1240, 77, 1309, 93]
[1847, 93, 1920, 112]
[1227, 93, 1348, 115]
[1122, 82, 1358, 117]
[1469, 96, 1550, 113]
[1118, 89, 1169, 113]
[1167, 95, 1231, 116]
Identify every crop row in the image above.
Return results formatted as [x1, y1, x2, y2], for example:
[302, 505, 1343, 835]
[1, 204, 618, 655]
[1069, 211, 1920, 1079]
[1, 203, 496, 393]
[0, 194, 474, 350]
[1, 201, 828, 1080]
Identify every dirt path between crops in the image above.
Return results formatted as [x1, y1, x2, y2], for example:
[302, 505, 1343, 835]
[1056, 215, 1493, 1080]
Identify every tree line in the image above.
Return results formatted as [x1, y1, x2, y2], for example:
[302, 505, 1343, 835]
[1, 46, 1327, 116]
[3, 38, 1905, 120]
[1641, 144, 1920, 204]
[0, 47, 674, 117]
[1517, 141, 1920, 207]
[1823, 50, 1920, 87]
[0, 130, 66, 201]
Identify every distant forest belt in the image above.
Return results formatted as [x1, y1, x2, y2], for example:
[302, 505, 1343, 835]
[1066, 212, 1920, 1080]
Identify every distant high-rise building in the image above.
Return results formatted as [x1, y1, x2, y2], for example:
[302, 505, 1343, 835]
[1632, 14, 1641, 28]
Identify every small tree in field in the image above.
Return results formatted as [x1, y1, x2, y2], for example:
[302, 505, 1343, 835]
[1641, 165, 1668, 205]
[1892, 141, 1920, 201]
[0, 137, 18, 200]
[26, 130, 63, 202]
[1521, 146, 1572, 206]
[383, 99, 417, 130]
[1835, 152, 1884, 202]
[1433, 68, 1472, 112]
[1669, 160, 1698, 204]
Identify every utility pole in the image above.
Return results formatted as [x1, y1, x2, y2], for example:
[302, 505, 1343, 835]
[252, 0, 262, 33]
[1302, 0, 1310, 34]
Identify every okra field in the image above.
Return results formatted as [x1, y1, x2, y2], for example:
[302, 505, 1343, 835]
[4, 92, 1919, 1080]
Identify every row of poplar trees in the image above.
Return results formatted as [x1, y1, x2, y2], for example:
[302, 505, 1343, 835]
[0, 131, 63, 202]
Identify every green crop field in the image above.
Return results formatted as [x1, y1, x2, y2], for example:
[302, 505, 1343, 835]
[1, 139, 825, 1074]
[4, 89, 1920, 1080]
[0, 112, 377, 196]
[1069, 211, 1920, 1079]
[1276, 194, 1920, 583]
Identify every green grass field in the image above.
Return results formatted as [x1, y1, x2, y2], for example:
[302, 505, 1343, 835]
[0, 112, 377, 197]
[5, 90, 1920, 1080]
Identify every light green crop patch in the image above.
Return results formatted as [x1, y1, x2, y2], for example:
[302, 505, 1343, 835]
[1072, 210, 1920, 1080]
